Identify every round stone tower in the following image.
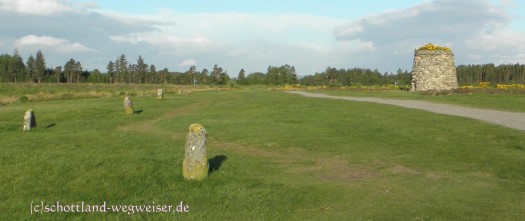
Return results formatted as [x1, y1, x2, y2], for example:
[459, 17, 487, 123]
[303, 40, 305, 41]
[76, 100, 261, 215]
[411, 43, 458, 91]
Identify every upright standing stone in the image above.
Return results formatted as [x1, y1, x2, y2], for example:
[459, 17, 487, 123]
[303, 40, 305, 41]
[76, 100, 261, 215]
[157, 89, 164, 99]
[183, 123, 208, 180]
[177, 89, 182, 95]
[123, 96, 134, 115]
[23, 109, 36, 131]
[411, 43, 458, 91]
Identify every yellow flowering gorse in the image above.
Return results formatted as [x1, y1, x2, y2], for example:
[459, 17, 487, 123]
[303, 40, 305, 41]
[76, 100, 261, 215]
[416, 43, 451, 52]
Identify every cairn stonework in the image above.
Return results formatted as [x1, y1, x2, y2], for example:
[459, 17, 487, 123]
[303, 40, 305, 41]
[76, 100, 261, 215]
[157, 89, 164, 99]
[182, 123, 208, 180]
[123, 96, 134, 115]
[23, 109, 36, 131]
[411, 43, 458, 91]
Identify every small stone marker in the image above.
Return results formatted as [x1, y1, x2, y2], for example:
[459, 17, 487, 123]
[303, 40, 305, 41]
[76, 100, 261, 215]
[183, 123, 208, 180]
[123, 96, 134, 115]
[23, 109, 36, 131]
[157, 89, 164, 99]
[177, 89, 182, 95]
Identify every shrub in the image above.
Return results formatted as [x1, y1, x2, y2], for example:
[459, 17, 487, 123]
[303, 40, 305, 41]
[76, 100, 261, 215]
[18, 96, 29, 103]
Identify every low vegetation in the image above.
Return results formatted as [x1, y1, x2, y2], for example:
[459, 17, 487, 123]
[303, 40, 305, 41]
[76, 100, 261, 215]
[1, 84, 525, 220]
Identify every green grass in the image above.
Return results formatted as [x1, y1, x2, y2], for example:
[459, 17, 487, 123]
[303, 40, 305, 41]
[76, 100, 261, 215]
[310, 88, 525, 112]
[1, 84, 525, 220]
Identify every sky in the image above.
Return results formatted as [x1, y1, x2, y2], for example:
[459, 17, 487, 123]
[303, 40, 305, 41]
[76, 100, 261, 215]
[0, 0, 524, 76]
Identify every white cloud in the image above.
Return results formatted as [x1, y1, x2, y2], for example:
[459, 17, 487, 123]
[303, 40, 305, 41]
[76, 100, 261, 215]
[80, 1, 99, 10]
[0, 0, 71, 15]
[1, 0, 524, 75]
[333, 0, 525, 68]
[179, 59, 197, 67]
[15, 35, 96, 53]
[110, 32, 213, 47]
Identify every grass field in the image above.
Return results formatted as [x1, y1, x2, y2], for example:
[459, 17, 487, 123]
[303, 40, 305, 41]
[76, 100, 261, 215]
[1, 84, 525, 220]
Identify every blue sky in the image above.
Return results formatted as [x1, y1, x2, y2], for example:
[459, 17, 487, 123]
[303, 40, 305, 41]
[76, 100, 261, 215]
[94, 0, 423, 18]
[0, 0, 524, 76]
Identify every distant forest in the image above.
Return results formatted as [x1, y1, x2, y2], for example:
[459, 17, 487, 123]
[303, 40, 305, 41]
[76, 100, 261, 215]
[1, 50, 524, 86]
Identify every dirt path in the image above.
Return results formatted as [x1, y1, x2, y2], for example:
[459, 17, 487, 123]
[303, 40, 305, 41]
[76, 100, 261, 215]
[287, 91, 525, 132]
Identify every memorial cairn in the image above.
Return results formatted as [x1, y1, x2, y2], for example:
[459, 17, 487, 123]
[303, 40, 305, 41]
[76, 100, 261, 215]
[411, 43, 458, 91]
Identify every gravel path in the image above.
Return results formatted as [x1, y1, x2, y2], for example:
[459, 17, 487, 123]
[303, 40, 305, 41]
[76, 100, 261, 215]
[287, 91, 525, 132]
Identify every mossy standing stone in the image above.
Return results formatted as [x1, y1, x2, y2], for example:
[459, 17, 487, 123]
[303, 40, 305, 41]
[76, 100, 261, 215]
[123, 96, 134, 115]
[157, 89, 164, 99]
[23, 109, 36, 131]
[183, 123, 208, 180]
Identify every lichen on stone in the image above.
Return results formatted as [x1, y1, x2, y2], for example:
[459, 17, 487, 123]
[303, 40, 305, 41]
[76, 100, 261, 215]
[416, 43, 451, 52]
[189, 123, 204, 134]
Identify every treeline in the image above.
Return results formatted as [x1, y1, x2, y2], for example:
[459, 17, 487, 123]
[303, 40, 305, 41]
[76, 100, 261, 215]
[0, 50, 233, 85]
[105, 54, 232, 85]
[457, 63, 525, 85]
[299, 67, 412, 86]
[2, 49, 525, 86]
[0, 50, 88, 83]
[286, 64, 525, 86]
[236, 64, 298, 85]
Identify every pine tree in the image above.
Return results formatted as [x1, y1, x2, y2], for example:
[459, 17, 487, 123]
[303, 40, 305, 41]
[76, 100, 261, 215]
[148, 64, 156, 84]
[35, 50, 46, 83]
[136, 55, 148, 83]
[117, 54, 128, 83]
[54, 66, 62, 83]
[75, 61, 82, 83]
[107, 61, 115, 84]
[237, 69, 247, 85]
[64, 59, 76, 83]
[26, 55, 36, 83]
[9, 49, 25, 82]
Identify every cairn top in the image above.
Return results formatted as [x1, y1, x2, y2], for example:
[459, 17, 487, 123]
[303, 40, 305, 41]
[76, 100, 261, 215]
[416, 43, 451, 52]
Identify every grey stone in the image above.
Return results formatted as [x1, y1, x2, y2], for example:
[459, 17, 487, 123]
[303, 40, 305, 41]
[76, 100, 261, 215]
[23, 109, 36, 131]
[157, 89, 164, 99]
[123, 96, 134, 115]
[411, 48, 458, 91]
[182, 123, 208, 180]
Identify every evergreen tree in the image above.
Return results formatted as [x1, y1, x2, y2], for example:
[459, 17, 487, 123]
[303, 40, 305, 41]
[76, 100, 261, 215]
[26, 55, 36, 83]
[200, 68, 209, 84]
[53, 66, 62, 83]
[212, 64, 227, 85]
[64, 59, 76, 83]
[136, 55, 148, 83]
[188, 66, 196, 85]
[75, 61, 82, 83]
[117, 54, 128, 83]
[0, 53, 10, 82]
[148, 64, 156, 84]
[8, 49, 25, 82]
[107, 61, 115, 84]
[237, 69, 247, 85]
[35, 50, 46, 83]
[128, 63, 136, 83]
